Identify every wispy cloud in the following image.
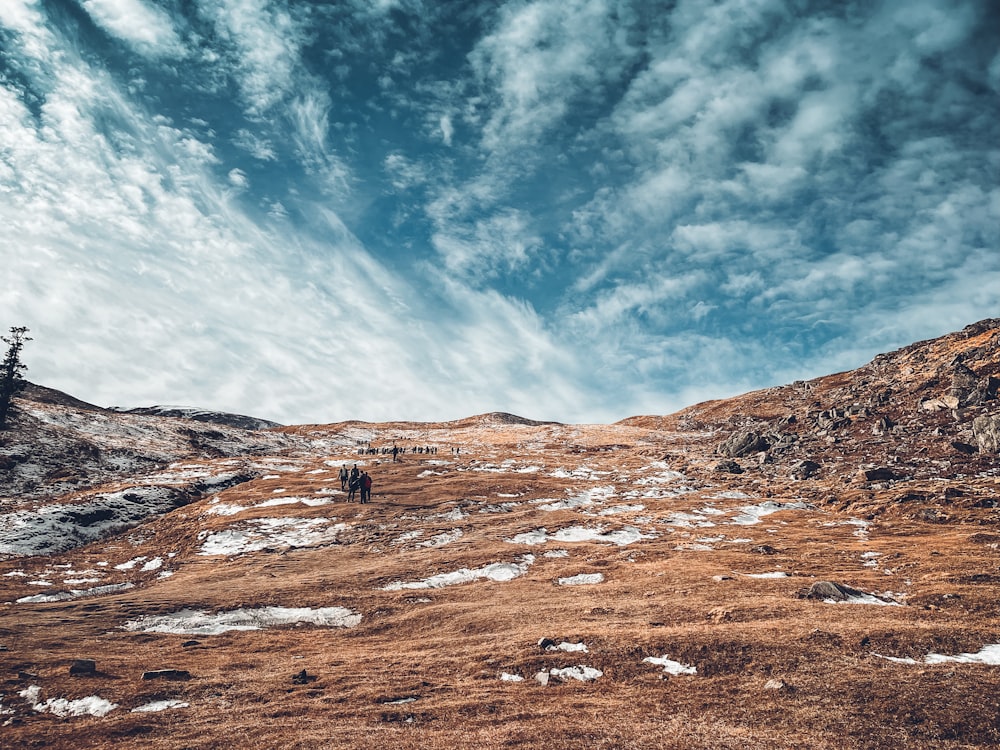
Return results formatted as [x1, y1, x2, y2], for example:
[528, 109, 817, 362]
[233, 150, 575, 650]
[79, 0, 186, 58]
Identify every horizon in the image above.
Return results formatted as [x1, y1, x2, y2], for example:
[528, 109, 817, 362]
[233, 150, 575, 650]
[2, 1, 998, 426]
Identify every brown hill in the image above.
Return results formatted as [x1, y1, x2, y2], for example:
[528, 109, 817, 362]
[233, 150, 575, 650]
[0, 321, 998, 749]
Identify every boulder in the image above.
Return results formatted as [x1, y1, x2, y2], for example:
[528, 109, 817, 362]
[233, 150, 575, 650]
[790, 460, 821, 480]
[69, 659, 96, 676]
[716, 430, 770, 458]
[855, 467, 896, 483]
[713, 459, 744, 474]
[291, 669, 316, 684]
[973, 414, 1000, 453]
[798, 581, 868, 602]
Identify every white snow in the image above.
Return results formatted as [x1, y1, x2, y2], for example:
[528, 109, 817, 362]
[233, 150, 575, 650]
[543, 549, 569, 558]
[19, 685, 118, 717]
[500, 672, 524, 682]
[546, 641, 589, 653]
[549, 665, 602, 681]
[381, 555, 535, 590]
[509, 525, 653, 547]
[16, 582, 134, 604]
[730, 501, 813, 526]
[876, 644, 1000, 666]
[198, 518, 347, 555]
[416, 529, 463, 548]
[598, 504, 645, 516]
[744, 571, 789, 579]
[123, 606, 362, 634]
[557, 573, 605, 586]
[132, 699, 189, 712]
[643, 655, 697, 675]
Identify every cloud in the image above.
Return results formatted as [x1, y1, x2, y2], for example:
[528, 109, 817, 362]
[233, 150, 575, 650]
[79, 0, 186, 58]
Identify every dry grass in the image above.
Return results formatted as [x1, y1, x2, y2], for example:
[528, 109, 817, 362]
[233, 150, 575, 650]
[3, 322, 1000, 748]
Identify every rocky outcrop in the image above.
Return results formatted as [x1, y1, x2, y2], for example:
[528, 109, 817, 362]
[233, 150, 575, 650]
[972, 414, 1000, 454]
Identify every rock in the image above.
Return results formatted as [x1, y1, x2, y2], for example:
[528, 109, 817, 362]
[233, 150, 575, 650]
[713, 459, 744, 474]
[716, 430, 770, 458]
[537, 638, 556, 651]
[798, 581, 868, 602]
[972, 414, 1000, 453]
[181, 640, 201, 648]
[18, 671, 39, 680]
[763, 679, 789, 691]
[751, 544, 778, 555]
[951, 441, 978, 455]
[142, 669, 191, 681]
[791, 460, 821, 480]
[535, 671, 549, 686]
[855, 467, 896, 483]
[951, 364, 983, 406]
[920, 396, 958, 412]
[871, 416, 894, 435]
[711, 575, 734, 582]
[291, 669, 316, 684]
[69, 659, 97, 676]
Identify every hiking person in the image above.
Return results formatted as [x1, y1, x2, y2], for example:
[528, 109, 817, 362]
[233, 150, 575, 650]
[339, 464, 349, 491]
[392, 444, 399, 462]
[361, 472, 373, 503]
[348, 475, 359, 502]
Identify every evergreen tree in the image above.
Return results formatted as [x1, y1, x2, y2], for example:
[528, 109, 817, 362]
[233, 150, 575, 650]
[0, 326, 31, 430]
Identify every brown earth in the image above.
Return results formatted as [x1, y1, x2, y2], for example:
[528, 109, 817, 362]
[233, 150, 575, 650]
[1, 320, 998, 749]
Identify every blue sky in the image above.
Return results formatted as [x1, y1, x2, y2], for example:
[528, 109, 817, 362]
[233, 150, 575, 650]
[1, 0, 998, 424]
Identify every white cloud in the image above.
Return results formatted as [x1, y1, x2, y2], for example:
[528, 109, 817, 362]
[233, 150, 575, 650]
[80, 0, 186, 58]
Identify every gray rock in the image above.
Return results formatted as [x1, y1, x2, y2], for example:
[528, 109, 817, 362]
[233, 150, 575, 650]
[69, 659, 96, 676]
[799, 581, 869, 602]
[791, 460, 820, 479]
[713, 459, 744, 474]
[716, 430, 770, 458]
[973, 414, 1000, 453]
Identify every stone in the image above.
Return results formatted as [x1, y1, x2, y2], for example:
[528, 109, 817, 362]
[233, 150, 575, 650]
[791, 460, 821, 480]
[69, 659, 96, 676]
[535, 671, 549, 686]
[713, 459, 744, 474]
[716, 430, 770, 458]
[798, 581, 867, 602]
[537, 638, 556, 651]
[291, 669, 316, 684]
[951, 441, 978, 455]
[856, 467, 895, 483]
[972, 414, 1000, 453]
[181, 640, 201, 648]
[751, 544, 778, 555]
[763, 679, 789, 691]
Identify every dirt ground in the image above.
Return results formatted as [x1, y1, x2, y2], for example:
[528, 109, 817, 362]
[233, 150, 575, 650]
[2, 321, 999, 749]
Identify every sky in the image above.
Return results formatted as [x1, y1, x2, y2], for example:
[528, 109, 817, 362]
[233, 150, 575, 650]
[1, 0, 998, 425]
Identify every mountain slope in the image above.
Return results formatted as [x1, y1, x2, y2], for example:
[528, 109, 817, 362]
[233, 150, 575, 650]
[0, 321, 998, 750]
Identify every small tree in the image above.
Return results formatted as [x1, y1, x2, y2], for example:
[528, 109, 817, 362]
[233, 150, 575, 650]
[0, 326, 31, 430]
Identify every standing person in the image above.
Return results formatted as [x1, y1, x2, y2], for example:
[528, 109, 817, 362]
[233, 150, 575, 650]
[339, 464, 349, 491]
[361, 471, 373, 503]
[348, 474, 359, 502]
[392, 444, 399, 462]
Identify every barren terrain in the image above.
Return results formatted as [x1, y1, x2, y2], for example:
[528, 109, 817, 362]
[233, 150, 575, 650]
[1, 320, 998, 749]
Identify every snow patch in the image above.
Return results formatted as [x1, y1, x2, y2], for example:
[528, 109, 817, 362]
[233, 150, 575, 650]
[558, 573, 604, 586]
[123, 606, 362, 634]
[382, 555, 535, 590]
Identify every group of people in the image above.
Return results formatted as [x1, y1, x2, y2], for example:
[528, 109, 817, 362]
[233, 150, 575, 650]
[339, 464, 372, 503]
[355, 443, 440, 458]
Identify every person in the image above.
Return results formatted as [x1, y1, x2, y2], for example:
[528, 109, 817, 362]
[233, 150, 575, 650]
[361, 471, 373, 503]
[392, 444, 399, 462]
[339, 464, 349, 491]
[348, 474, 360, 502]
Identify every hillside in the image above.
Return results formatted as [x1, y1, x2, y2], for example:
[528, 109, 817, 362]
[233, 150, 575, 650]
[1, 320, 998, 749]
